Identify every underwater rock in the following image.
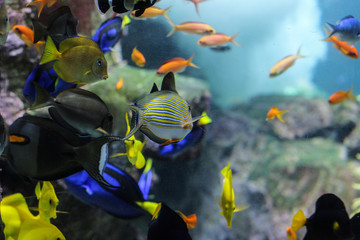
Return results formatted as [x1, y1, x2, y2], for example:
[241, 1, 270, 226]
[0, 92, 24, 126]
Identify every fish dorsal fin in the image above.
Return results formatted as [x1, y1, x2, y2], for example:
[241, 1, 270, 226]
[59, 37, 99, 52]
[161, 72, 177, 93]
[162, 57, 185, 65]
[31, 82, 54, 110]
[341, 15, 355, 21]
[150, 83, 159, 93]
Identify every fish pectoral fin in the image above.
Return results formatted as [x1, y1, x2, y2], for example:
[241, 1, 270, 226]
[30, 82, 54, 110]
[291, 209, 306, 231]
[219, 210, 224, 216]
[234, 204, 249, 212]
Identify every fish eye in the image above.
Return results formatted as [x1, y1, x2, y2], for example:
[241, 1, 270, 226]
[5, 16, 8, 22]
[96, 59, 103, 66]
[49, 199, 53, 205]
[188, 106, 191, 111]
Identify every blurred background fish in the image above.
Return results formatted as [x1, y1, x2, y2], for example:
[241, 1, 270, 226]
[0, 2, 9, 45]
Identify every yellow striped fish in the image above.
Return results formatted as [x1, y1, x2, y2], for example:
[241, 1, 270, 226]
[124, 72, 194, 145]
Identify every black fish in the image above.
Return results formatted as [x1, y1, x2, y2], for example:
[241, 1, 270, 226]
[0, 113, 7, 155]
[95, 0, 157, 17]
[7, 115, 120, 187]
[32, 6, 78, 46]
[351, 213, 360, 240]
[148, 203, 192, 240]
[303, 193, 354, 240]
[32, 82, 113, 137]
[210, 45, 231, 52]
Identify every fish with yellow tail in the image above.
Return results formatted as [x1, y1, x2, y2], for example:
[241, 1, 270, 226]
[111, 112, 146, 169]
[266, 106, 289, 123]
[269, 47, 304, 77]
[40, 36, 108, 85]
[218, 162, 249, 228]
[156, 54, 200, 76]
[124, 72, 200, 145]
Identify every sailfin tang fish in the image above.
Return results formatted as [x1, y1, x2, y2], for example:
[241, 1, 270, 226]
[124, 72, 194, 145]
[7, 115, 120, 187]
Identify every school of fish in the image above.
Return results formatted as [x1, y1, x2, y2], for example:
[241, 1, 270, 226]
[1, 0, 360, 239]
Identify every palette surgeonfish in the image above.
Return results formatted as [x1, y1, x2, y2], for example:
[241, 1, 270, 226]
[327, 16, 360, 45]
[31, 82, 113, 137]
[40, 36, 108, 85]
[23, 64, 76, 104]
[64, 162, 145, 218]
[95, 0, 157, 17]
[6, 115, 120, 187]
[0, 2, 9, 45]
[146, 202, 193, 240]
[290, 193, 354, 240]
[0, 113, 7, 156]
[124, 72, 196, 145]
[92, 16, 123, 54]
[158, 112, 212, 157]
[32, 6, 78, 47]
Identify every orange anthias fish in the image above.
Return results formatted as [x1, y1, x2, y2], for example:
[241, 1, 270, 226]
[269, 48, 304, 77]
[116, 77, 124, 90]
[130, 6, 171, 22]
[266, 106, 289, 123]
[131, 47, 146, 67]
[186, 0, 207, 16]
[323, 26, 358, 59]
[156, 53, 200, 75]
[328, 86, 356, 105]
[12, 25, 44, 54]
[167, 21, 215, 37]
[286, 226, 297, 240]
[197, 33, 239, 47]
[26, 0, 58, 18]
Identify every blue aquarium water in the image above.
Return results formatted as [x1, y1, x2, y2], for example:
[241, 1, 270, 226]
[2, 0, 360, 239]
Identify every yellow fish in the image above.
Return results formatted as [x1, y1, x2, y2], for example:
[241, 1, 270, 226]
[197, 111, 212, 126]
[111, 112, 146, 169]
[40, 36, 108, 85]
[269, 47, 304, 77]
[35, 181, 59, 222]
[218, 162, 249, 227]
[17, 219, 65, 240]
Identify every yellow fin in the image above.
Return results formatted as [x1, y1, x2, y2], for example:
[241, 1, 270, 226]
[35, 182, 41, 200]
[291, 209, 306, 231]
[221, 162, 231, 178]
[234, 204, 249, 212]
[197, 111, 212, 126]
[122, 15, 131, 28]
[40, 37, 60, 65]
[136, 201, 160, 216]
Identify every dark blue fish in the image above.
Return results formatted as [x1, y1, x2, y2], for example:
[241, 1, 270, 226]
[7, 115, 120, 187]
[95, 0, 157, 17]
[23, 64, 76, 104]
[92, 17, 123, 53]
[64, 162, 145, 218]
[158, 125, 204, 156]
[327, 15, 360, 45]
[138, 159, 153, 200]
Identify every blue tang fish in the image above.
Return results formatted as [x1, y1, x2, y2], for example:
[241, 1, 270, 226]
[92, 17, 123, 53]
[327, 16, 360, 45]
[64, 162, 146, 218]
[23, 64, 76, 104]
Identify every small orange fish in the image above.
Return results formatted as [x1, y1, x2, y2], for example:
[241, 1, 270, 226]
[130, 6, 171, 22]
[167, 21, 215, 37]
[266, 106, 289, 123]
[328, 86, 356, 105]
[186, 0, 207, 16]
[323, 26, 358, 59]
[176, 211, 197, 229]
[12, 25, 44, 54]
[286, 227, 297, 240]
[269, 48, 304, 77]
[26, 0, 58, 18]
[131, 47, 146, 67]
[156, 53, 200, 75]
[116, 77, 124, 90]
[197, 33, 239, 47]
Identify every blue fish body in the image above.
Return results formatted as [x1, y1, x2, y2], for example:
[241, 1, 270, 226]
[158, 125, 204, 156]
[23, 65, 76, 104]
[138, 168, 152, 200]
[327, 16, 360, 45]
[64, 163, 145, 219]
[92, 17, 123, 53]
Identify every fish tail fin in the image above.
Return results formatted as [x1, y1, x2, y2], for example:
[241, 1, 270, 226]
[176, 211, 197, 229]
[291, 209, 306, 231]
[194, 2, 200, 16]
[276, 110, 289, 123]
[322, 26, 332, 41]
[166, 20, 178, 37]
[187, 53, 200, 68]
[347, 86, 357, 100]
[326, 22, 337, 38]
[40, 36, 60, 65]
[234, 204, 249, 212]
[31, 81, 54, 109]
[122, 106, 143, 140]
[221, 162, 231, 177]
[230, 32, 240, 46]
[26, 0, 46, 18]
[77, 136, 121, 188]
[136, 201, 160, 215]
[48, 0, 58, 8]
[296, 47, 305, 58]
[162, 6, 172, 23]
